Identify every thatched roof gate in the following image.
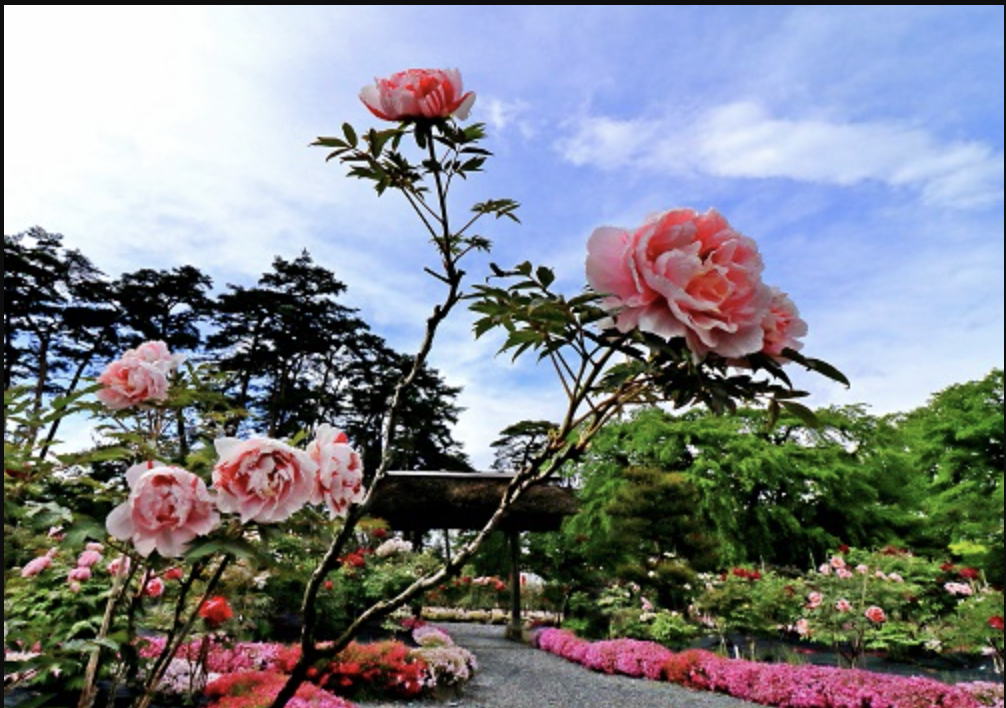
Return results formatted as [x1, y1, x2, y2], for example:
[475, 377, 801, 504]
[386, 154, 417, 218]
[369, 472, 578, 636]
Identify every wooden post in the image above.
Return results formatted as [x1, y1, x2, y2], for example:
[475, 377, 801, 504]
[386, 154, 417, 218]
[506, 528, 522, 640]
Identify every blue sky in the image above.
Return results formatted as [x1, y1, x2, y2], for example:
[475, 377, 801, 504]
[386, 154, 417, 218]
[4, 6, 1003, 469]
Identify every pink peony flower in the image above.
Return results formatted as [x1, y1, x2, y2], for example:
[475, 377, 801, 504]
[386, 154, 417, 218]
[212, 437, 317, 524]
[144, 576, 165, 598]
[760, 288, 807, 359]
[794, 618, 811, 637]
[585, 207, 776, 360]
[95, 340, 184, 410]
[864, 605, 886, 624]
[806, 591, 824, 609]
[835, 598, 852, 612]
[360, 68, 475, 122]
[107, 555, 131, 577]
[68, 566, 91, 583]
[21, 555, 52, 578]
[306, 424, 364, 518]
[76, 549, 103, 567]
[106, 461, 220, 557]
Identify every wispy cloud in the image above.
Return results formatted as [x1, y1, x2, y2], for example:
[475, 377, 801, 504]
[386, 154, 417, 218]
[556, 103, 1004, 209]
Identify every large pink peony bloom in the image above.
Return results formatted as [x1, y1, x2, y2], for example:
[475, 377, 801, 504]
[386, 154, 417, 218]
[95, 340, 185, 410]
[306, 424, 364, 518]
[586, 208, 774, 359]
[106, 461, 220, 557]
[360, 68, 475, 122]
[212, 437, 317, 524]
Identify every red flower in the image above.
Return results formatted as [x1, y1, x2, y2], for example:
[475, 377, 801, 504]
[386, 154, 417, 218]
[940, 562, 956, 572]
[838, 544, 850, 554]
[341, 551, 366, 568]
[324, 580, 334, 590]
[164, 567, 184, 581]
[989, 615, 1005, 631]
[959, 567, 981, 580]
[199, 596, 233, 629]
[371, 527, 388, 539]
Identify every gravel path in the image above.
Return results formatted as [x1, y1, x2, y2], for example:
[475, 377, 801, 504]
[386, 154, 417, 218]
[355, 622, 759, 708]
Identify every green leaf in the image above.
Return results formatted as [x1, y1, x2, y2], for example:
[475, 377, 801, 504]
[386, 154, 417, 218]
[780, 400, 821, 429]
[342, 122, 358, 148]
[536, 266, 555, 289]
[311, 136, 349, 149]
[185, 536, 259, 561]
[784, 349, 851, 388]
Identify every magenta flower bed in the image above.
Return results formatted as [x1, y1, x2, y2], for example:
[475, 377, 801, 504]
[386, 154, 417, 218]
[533, 628, 1001, 708]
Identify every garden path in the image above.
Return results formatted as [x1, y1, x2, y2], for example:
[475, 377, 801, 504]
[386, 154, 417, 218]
[354, 622, 759, 708]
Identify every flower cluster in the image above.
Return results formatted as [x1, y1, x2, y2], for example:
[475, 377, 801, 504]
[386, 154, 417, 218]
[203, 671, 354, 708]
[94, 341, 366, 558]
[585, 207, 807, 361]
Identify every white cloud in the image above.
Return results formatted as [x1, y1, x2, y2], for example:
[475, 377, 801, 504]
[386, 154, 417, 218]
[556, 102, 1004, 209]
[480, 97, 537, 140]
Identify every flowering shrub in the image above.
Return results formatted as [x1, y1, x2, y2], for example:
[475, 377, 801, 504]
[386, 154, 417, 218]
[204, 671, 354, 708]
[316, 640, 427, 699]
[534, 627, 994, 708]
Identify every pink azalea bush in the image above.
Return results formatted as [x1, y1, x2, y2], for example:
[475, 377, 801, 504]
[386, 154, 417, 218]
[204, 671, 354, 708]
[137, 624, 479, 704]
[533, 627, 994, 707]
